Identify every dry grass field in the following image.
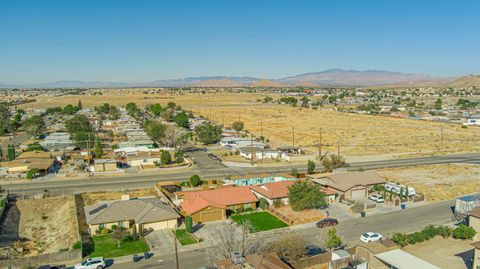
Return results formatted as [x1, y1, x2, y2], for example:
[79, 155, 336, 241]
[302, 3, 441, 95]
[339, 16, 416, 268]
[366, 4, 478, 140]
[378, 164, 480, 202]
[81, 188, 157, 206]
[0, 197, 78, 257]
[21, 91, 480, 158]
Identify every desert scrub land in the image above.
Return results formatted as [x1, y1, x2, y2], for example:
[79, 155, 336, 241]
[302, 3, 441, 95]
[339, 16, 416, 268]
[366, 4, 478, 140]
[21, 91, 480, 158]
[0, 197, 78, 257]
[81, 188, 157, 206]
[378, 164, 480, 202]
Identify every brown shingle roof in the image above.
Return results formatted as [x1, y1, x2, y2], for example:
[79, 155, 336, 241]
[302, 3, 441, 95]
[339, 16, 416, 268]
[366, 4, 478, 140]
[467, 207, 480, 218]
[309, 171, 385, 192]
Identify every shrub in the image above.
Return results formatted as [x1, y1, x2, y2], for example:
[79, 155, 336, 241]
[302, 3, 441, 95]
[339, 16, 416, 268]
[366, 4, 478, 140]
[72, 241, 82, 250]
[407, 232, 426, 244]
[290, 168, 299, 177]
[392, 233, 408, 247]
[244, 207, 254, 212]
[259, 198, 268, 210]
[161, 151, 172, 165]
[189, 174, 202, 187]
[27, 168, 40, 179]
[111, 224, 118, 231]
[307, 160, 316, 174]
[100, 228, 111, 235]
[185, 215, 193, 233]
[453, 225, 477, 240]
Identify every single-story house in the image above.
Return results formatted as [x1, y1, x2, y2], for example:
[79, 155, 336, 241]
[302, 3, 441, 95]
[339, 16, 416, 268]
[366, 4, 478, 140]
[0, 151, 58, 176]
[179, 186, 258, 223]
[84, 197, 180, 235]
[127, 152, 162, 167]
[93, 159, 118, 172]
[249, 180, 295, 206]
[239, 147, 282, 160]
[467, 207, 480, 240]
[215, 252, 291, 269]
[375, 249, 440, 269]
[309, 171, 385, 201]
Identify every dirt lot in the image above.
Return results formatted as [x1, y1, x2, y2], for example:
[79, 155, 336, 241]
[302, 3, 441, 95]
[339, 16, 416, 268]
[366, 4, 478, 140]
[272, 206, 325, 225]
[20, 91, 480, 158]
[378, 164, 480, 202]
[404, 236, 474, 269]
[0, 197, 78, 257]
[81, 188, 157, 206]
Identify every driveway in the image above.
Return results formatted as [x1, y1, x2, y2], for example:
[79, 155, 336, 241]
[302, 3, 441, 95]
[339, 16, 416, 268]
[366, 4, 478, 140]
[192, 220, 231, 246]
[144, 229, 175, 254]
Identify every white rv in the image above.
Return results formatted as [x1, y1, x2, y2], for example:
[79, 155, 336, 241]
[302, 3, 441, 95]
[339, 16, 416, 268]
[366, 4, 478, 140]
[463, 119, 480, 126]
[384, 182, 416, 196]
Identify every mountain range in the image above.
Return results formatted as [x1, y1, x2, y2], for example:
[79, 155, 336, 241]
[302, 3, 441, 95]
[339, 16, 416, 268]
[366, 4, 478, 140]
[1, 69, 475, 89]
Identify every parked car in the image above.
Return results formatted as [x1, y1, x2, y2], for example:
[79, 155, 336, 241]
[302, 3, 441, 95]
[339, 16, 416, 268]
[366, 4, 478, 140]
[360, 232, 383, 243]
[368, 194, 385, 203]
[74, 257, 106, 269]
[306, 245, 326, 256]
[208, 153, 221, 161]
[316, 218, 338, 228]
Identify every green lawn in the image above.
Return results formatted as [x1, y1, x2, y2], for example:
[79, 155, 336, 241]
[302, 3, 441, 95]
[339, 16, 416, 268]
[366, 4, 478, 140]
[89, 234, 149, 258]
[231, 212, 288, 232]
[174, 229, 197, 245]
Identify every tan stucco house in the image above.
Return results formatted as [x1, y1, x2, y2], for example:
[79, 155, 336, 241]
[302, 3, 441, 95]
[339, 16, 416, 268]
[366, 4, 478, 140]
[85, 197, 180, 235]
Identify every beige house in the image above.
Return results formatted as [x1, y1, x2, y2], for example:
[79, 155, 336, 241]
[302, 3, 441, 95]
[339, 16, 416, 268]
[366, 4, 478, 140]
[468, 207, 480, 240]
[472, 241, 480, 269]
[309, 171, 385, 201]
[85, 197, 180, 235]
[93, 159, 117, 172]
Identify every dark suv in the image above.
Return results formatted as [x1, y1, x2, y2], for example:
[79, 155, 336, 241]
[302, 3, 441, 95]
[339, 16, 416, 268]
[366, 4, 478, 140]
[316, 218, 338, 228]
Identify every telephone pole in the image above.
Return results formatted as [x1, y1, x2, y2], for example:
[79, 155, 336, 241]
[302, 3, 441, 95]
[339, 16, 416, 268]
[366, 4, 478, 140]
[87, 133, 92, 176]
[174, 225, 180, 269]
[440, 127, 444, 152]
[222, 111, 225, 127]
[292, 126, 295, 149]
[319, 129, 322, 160]
[250, 134, 254, 166]
[260, 120, 263, 138]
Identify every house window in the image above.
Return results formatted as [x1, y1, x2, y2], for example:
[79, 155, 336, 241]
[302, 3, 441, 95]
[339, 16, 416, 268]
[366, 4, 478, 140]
[118, 221, 124, 227]
[99, 224, 105, 229]
[244, 203, 250, 208]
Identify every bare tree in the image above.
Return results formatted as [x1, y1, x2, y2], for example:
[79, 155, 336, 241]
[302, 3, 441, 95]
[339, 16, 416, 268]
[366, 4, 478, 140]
[206, 221, 268, 262]
[271, 233, 307, 264]
[161, 125, 180, 147]
[321, 154, 346, 172]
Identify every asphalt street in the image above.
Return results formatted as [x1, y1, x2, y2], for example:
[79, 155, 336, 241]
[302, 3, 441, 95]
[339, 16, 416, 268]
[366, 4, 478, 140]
[5, 152, 480, 195]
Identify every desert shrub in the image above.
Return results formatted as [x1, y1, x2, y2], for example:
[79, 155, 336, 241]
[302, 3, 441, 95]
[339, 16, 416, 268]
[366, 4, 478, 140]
[453, 225, 477, 240]
[392, 233, 408, 247]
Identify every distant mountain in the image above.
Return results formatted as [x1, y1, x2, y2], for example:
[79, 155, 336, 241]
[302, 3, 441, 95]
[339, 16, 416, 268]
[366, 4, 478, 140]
[0, 69, 473, 88]
[277, 69, 448, 87]
[448, 75, 480, 87]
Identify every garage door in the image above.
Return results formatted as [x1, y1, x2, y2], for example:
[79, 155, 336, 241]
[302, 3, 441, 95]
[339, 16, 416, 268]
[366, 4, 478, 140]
[200, 210, 223, 222]
[143, 220, 174, 230]
[351, 189, 366, 200]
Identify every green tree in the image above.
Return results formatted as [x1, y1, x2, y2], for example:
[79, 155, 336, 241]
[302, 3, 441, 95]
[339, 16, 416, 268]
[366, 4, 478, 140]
[194, 122, 222, 144]
[174, 150, 184, 163]
[167, 102, 177, 109]
[143, 120, 166, 142]
[301, 96, 310, 107]
[161, 108, 175, 122]
[185, 215, 193, 233]
[307, 160, 316, 174]
[325, 228, 342, 249]
[160, 151, 171, 165]
[26, 143, 44, 151]
[46, 106, 62, 114]
[7, 144, 15, 161]
[392, 233, 409, 247]
[147, 103, 164, 117]
[231, 121, 244, 132]
[0, 103, 12, 133]
[125, 102, 139, 117]
[259, 198, 268, 210]
[62, 104, 80, 115]
[23, 115, 46, 138]
[93, 142, 103, 158]
[453, 225, 476, 240]
[290, 168, 299, 177]
[321, 154, 346, 172]
[434, 98, 442, 110]
[26, 168, 40, 179]
[77, 99, 83, 110]
[174, 112, 189, 128]
[288, 181, 326, 211]
[189, 174, 202, 187]
[66, 115, 93, 148]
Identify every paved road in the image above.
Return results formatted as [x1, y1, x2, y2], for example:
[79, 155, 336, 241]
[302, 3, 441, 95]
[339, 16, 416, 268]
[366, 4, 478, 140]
[5, 152, 480, 194]
[106, 200, 456, 269]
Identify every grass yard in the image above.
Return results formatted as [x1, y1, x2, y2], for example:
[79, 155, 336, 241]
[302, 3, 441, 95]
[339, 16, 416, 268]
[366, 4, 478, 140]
[174, 229, 197, 246]
[89, 234, 149, 258]
[231, 212, 288, 232]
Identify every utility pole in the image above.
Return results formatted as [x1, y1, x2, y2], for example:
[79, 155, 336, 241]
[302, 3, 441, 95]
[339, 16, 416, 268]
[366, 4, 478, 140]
[250, 134, 254, 166]
[440, 127, 444, 152]
[222, 111, 225, 127]
[319, 129, 322, 160]
[261, 120, 263, 138]
[292, 126, 295, 150]
[87, 133, 92, 176]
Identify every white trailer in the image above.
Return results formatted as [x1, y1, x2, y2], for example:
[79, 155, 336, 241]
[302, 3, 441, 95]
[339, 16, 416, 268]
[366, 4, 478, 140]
[384, 182, 416, 196]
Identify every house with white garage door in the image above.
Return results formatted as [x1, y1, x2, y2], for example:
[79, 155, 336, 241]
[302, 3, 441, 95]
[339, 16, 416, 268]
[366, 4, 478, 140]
[85, 195, 180, 235]
[308, 171, 385, 202]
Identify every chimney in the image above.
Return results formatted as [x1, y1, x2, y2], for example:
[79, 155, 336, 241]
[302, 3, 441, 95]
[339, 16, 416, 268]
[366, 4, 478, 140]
[121, 194, 130, 201]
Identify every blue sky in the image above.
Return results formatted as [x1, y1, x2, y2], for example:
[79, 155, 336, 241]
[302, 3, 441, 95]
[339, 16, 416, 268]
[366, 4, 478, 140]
[1, 0, 479, 84]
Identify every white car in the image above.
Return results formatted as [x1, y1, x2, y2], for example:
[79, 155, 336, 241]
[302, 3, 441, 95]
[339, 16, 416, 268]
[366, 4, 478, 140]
[74, 257, 106, 269]
[368, 194, 385, 203]
[360, 232, 383, 243]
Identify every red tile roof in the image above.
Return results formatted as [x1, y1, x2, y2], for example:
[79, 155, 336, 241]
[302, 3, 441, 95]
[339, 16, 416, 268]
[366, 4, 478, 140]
[249, 181, 295, 199]
[180, 186, 258, 215]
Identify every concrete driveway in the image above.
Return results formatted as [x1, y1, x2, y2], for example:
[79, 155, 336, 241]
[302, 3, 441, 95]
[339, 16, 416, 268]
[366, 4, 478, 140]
[192, 220, 232, 246]
[144, 229, 175, 253]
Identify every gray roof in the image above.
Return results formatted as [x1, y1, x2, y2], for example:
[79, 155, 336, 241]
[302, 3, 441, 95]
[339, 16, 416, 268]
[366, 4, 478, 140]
[310, 171, 385, 191]
[375, 249, 440, 269]
[85, 198, 180, 225]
